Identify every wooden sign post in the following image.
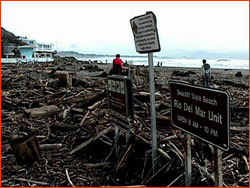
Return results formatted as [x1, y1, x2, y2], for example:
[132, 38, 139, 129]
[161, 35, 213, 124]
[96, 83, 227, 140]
[214, 147, 223, 187]
[130, 11, 161, 174]
[184, 134, 192, 186]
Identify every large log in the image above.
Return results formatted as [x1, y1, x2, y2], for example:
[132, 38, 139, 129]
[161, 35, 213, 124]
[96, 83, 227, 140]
[51, 122, 78, 130]
[134, 92, 162, 102]
[24, 105, 60, 118]
[39, 143, 63, 150]
[10, 135, 41, 165]
[55, 71, 72, 88]
[230, 126, 249, 132]
[156, 115, 171, 130]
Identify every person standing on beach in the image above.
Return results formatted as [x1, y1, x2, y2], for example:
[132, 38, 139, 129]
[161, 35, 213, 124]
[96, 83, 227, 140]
[201, 59, 211, 87]
[110, 54, 125, 75]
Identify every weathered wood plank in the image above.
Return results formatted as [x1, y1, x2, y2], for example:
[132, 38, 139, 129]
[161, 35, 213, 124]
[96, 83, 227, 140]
[24, 105, 60, 118]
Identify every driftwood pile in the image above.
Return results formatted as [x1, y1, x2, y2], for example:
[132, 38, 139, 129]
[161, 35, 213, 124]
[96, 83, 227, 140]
[1, 57, 249, 187]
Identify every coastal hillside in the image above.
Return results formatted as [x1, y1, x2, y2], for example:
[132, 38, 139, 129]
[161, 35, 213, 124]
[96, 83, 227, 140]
[1, 27, 26, 45]
[1, 27, 27, 58]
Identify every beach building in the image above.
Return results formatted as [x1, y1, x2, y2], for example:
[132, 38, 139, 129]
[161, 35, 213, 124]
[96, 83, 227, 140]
[19, 45, 35, 61]
[17, 36, 56, 62]
[1, 36, 56, 63]
[34, 43, 55, 59]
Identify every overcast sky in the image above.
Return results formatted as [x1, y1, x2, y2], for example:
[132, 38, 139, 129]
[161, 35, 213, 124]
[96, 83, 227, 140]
[1, 1, 249, 56]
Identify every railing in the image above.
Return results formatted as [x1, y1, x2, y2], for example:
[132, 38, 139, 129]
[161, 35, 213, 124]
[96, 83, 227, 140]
[34, 58, 54, 62]
[1, 58, 54, 63]
[36, 48, 55, 53]
[1, 58, 19, 63]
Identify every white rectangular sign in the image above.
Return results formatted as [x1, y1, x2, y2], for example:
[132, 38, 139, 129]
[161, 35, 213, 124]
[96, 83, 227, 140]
[130, 12, 161, 53]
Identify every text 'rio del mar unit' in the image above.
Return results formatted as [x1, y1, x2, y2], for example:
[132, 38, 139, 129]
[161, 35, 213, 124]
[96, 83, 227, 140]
[174, 89, 222, 125]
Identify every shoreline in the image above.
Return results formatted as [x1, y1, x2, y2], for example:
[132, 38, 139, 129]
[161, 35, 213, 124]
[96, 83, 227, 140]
[90, 62, 249, 76]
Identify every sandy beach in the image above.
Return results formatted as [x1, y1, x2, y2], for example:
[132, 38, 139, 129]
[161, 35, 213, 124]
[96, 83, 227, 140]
[1, 56, 249, 187]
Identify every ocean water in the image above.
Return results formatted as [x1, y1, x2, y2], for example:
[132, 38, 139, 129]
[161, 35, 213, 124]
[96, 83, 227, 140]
[80, 56, 249, 70]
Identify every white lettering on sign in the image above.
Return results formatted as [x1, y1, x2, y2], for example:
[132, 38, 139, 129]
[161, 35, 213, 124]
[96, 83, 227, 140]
[174, 99, 182, 109]
[203, 96, 217, 106]
[173, 99, 224, 124]
[173, 97, 224, 123]
[194, 106, 206, 118]
[184, 103, 193, 113]
[130, 12, 160, 53]
[191, 93, 202, 101]
[192, 121, 199, 129]
[177, 89, 191, 98]
[176, 89, 218, 106]
[108, 80, 125, 95]
[177, 115, 187, 124]
[208, 111, 222, 124]
[210, 128, 218, 137]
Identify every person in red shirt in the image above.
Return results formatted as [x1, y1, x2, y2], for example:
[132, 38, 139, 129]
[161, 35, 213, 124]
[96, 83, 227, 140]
[111, 54, 125, 75]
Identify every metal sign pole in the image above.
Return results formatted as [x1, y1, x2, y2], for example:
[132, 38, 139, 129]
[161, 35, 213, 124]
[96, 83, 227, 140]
[126, 118, 131, 144]
[128, 64, 131, 77]
[184, 134, 192, 186]
[130, 11, 160, 175]
[148, 52, 157, 174]
[115, 126, 119, 158]
[126, 132, 131, 144]
[214, 147, 223, 187]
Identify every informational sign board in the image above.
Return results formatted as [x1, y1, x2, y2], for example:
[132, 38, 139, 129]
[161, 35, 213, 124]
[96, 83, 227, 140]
[107, 75, 134, 131]
[130, 11, 161, 53]
[169, 81, 230, 151]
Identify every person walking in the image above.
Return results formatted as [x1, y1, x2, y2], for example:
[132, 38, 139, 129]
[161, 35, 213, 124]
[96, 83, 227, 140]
[201, 59, 211, 87]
